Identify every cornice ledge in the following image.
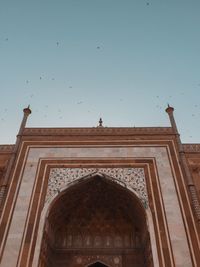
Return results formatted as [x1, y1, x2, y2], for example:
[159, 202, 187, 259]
[0, 145, 15, 153]
[22, 127, 173, 136]
[183, 144, 200, 153]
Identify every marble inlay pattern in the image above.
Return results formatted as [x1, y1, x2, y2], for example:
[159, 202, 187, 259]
[47, 168, 148, 206]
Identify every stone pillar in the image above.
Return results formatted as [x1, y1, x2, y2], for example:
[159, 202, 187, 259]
[0, 106, 31, 211]
[165, 105, 200, 222]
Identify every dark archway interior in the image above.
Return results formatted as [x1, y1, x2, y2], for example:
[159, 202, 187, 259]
[88, 262, 108, 267]
[39, 175, 153, 267]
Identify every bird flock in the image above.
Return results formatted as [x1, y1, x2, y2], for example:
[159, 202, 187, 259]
[1, 0, 199, 143]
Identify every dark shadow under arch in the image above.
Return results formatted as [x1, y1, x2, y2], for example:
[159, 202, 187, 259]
[88, 262, 108, 267]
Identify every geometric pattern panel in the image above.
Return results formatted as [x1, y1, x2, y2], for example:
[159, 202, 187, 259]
[47, 168, 148, 207]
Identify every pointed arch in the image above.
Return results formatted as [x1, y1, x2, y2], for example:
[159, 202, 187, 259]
[33, 172, 158, 267]
[46, 170, 147, 212]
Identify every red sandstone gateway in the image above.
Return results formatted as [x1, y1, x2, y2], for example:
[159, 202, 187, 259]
[0, 106, 199, 267]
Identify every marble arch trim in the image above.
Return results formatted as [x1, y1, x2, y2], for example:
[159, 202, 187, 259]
[0, 143, 197, 267]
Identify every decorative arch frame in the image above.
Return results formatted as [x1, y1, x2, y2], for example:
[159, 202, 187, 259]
[32, 170, 159, 267]
[45, 168, 148, 207]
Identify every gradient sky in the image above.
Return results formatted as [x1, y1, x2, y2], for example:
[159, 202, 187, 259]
[0, 0, 200, 144]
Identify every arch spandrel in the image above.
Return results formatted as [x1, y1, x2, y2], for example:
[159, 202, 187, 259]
[46, 167, 148, 208]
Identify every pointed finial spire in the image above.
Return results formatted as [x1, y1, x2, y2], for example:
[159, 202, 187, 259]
[165, 104, 179, 136]
[18, 105, 32, 135]
[98, 118, 103, 127]
[23, 105, 32, 115]
[165, 103, 174, 114]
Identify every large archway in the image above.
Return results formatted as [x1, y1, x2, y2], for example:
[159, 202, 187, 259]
[39, 174, 153, 267]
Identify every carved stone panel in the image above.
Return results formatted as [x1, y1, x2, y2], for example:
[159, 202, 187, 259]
[46, 168, 148, 207]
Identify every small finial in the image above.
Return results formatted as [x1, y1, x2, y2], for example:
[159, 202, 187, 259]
[23, 105, 32, 115]
[165, 104, 174, 114]
[98, 118, 103, 127]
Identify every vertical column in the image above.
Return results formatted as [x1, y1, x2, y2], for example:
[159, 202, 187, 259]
[165, 105, 200, 222]
[0, 106, 32, 211]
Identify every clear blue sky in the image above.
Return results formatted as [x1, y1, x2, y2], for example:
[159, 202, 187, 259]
[0, 0, 200, 144]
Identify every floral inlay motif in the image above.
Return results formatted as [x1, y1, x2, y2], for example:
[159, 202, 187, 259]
[46, 168, 148, 207]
